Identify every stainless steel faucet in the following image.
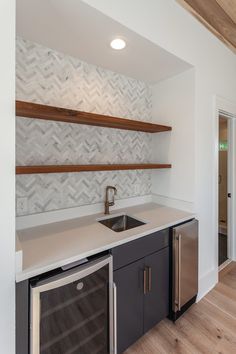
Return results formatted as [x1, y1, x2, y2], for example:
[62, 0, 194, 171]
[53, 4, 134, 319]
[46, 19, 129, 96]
[104, 186, 117, 214]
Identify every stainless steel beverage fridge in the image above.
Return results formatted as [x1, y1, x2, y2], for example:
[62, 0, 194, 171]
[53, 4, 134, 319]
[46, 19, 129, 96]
[30, 254, 116, 354]
[171, 219, 198, 321]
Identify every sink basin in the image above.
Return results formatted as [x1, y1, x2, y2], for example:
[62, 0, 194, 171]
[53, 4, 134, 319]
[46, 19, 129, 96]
[98, 214, 146, 232]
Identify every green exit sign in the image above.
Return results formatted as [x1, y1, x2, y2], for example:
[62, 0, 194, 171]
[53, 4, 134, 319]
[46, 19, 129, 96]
[219, 141, 228, 151]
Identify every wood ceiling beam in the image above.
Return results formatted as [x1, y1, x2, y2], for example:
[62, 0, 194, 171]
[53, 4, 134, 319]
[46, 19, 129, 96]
[216, 0, 236, 24]
[177, 0, 236, 53]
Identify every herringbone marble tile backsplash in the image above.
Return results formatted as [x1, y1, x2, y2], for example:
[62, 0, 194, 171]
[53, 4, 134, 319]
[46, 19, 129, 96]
[16, 37, 153, 216]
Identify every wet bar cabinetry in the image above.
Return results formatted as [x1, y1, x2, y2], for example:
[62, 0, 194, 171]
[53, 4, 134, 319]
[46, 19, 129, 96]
[112, 229, 170, 354]
[16, 229, 170, 354]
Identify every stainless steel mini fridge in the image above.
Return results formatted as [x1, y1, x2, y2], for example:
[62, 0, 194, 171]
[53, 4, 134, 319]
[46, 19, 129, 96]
[171, 219, 198, 321]
[30, 254, 116, 354]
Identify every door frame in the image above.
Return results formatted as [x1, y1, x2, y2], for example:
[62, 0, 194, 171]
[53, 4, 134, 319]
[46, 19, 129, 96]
[218, 115, 231, 267]
[213, 96, 236, 275]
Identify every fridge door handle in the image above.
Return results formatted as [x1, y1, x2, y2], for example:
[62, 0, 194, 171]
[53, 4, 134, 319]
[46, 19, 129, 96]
[32, 255, 112, 294]
[113, 282, 117, 354]
[177, 234, 182, 311]
[174, 232, 182, 312]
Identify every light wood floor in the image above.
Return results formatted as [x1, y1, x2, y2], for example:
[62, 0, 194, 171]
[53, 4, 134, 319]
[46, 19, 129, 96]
[125, 262, 236, 354]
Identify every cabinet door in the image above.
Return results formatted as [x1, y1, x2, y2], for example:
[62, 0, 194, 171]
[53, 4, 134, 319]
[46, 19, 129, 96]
[144, 247, 169, 333]
[114, 258, 144, 354]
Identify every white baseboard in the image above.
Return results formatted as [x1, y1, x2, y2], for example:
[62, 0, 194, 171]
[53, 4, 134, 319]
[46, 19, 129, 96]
[218, 258, 231, 271]
[152, 193, 195, 212]
[197, 268, 218, 301]
[16, 194, 152, 229]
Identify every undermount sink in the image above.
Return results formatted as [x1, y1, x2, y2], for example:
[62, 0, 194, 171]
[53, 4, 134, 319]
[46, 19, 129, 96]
[98, 214, 146, 232]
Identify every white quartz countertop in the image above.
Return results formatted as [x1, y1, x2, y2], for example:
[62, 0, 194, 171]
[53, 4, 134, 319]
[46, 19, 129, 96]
[16, 203, 195, 282]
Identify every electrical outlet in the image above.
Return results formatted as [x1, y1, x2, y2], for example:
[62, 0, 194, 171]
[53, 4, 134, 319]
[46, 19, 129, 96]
[134, 184, 141, 195]
[17, 197, 28, 215]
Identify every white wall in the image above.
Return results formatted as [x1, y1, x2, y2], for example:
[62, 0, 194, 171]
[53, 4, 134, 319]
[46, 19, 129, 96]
[0, 1, 15, 353]
[83, 0, 236, 298]
[151, 69, 195, 211]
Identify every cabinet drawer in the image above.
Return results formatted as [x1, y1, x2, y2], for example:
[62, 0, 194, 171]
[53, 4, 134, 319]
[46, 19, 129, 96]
[112, 229, 169, 270]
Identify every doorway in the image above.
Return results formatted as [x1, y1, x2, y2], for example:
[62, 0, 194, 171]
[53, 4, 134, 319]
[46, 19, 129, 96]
[214, 96, 236, 277]
[218, 116, 229, 266]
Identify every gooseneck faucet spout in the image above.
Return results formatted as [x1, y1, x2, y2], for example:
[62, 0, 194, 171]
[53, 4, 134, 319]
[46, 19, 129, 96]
[104, 186, 117, 215]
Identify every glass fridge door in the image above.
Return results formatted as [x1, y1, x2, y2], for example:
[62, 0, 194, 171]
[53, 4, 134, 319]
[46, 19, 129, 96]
[30, 255, 113, 354]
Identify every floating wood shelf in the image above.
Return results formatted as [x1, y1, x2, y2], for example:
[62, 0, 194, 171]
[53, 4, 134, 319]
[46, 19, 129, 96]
[16, 164, 171, 175]
[16, 101, 172, 133]
[16, 101, 172, 175]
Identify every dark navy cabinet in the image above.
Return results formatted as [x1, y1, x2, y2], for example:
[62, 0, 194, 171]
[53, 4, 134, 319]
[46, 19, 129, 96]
[114, 258, 144, 353]
[143, 247, 169, 333]
[112, 229, 170, 354]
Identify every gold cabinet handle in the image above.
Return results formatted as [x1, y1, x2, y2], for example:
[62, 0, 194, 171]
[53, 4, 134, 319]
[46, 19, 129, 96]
[143, 267, 148, 295]
[143, 266, 152, 294]
[147, 267, 152, 292]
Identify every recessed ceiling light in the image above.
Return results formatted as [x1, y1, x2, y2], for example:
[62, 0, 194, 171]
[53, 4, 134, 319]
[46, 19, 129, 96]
[110, 38, 126, 50]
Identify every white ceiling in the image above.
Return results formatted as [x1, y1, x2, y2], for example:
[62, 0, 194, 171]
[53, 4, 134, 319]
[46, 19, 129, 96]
[16, 0, 192, 84]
